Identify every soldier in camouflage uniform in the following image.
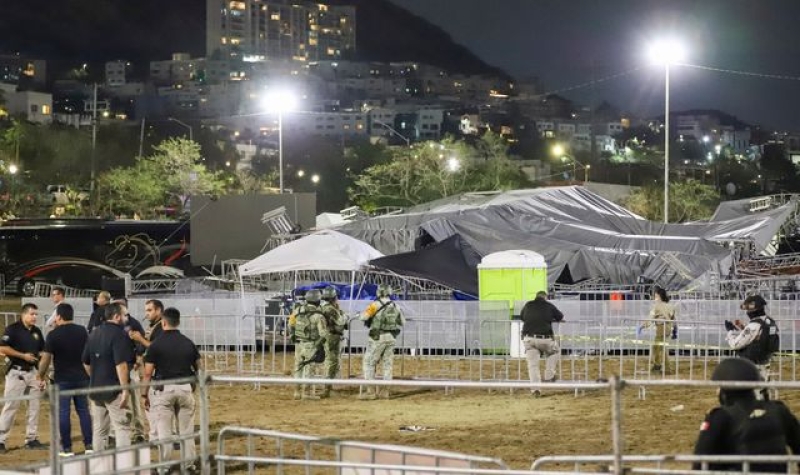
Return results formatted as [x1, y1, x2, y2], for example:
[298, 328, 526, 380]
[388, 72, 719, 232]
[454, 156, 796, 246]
[359, 285, 404, 400]
[288, 289, 328, 400]
[320, 286, 348, 398]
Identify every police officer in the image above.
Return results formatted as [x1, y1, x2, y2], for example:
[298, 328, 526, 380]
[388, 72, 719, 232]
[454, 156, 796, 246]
[320, 286, 348, 398]
[693, 358, 800, 472]
[519, 291, 564, 397]
[360, 285, 404, 400]
[0, 303, 46, 452]
[81, 302, 133, 452]
[288, 289, 328, 400]
[142, 307, 201, 472]
[725, 295, 779, 383]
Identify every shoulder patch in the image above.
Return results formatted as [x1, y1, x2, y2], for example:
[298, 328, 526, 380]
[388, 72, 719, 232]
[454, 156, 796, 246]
[699, 421, 710, 431]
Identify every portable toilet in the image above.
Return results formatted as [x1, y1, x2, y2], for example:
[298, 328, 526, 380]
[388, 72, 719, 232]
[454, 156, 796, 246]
[478, 250, 548, 306]
[477, 250, 548, 357]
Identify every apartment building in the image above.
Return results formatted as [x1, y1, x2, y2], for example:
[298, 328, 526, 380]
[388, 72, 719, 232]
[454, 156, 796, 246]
[207, 0, 355, 62]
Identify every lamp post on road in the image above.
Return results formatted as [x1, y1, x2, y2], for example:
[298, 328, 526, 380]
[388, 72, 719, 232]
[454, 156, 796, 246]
[552, 144, 589, 184]
[649, 38, 686, 223]
[262, 90, 298, 194]
[372, 119, 411, 147]
[167, 117, 193, 142]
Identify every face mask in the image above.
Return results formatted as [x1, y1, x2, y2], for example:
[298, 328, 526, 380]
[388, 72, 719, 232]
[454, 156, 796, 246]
[747, 308, 765, 319]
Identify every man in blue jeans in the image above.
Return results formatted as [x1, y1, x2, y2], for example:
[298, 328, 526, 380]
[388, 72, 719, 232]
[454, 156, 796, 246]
[37, 303, 92, 456]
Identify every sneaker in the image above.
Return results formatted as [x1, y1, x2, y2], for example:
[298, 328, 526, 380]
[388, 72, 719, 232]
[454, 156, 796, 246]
[24, 440, 47, 450]
[84, 444, 94, 454]
[532, 390, 542, 398]
[59, 451, 75, 457]
[543, 376, 558, 383]
[0, 443, 7, 454]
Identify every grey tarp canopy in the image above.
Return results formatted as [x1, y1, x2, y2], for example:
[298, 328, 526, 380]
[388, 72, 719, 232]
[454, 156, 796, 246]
[336, 187, 797, 290]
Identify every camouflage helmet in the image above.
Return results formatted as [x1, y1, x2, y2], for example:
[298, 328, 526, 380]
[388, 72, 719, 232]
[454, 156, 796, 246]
[321, 286, 337, 301]
[293, 289, 306, 299]
[376, 284, 392, 298]
[305, 289, 322, 304]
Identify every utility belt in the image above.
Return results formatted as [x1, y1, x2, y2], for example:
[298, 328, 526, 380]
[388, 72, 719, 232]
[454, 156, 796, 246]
[524, 334, 554, 339]
[369, 329, 399, 340]
[6, 364, 35, 375]
[150, 382, 194, 393]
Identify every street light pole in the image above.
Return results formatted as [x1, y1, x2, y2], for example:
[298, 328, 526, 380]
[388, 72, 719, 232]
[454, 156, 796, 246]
[278, 111, 284, 194]
[663, 63, 670, 224]
[168, 117, 193, 141]
[373, 119, 411, 147]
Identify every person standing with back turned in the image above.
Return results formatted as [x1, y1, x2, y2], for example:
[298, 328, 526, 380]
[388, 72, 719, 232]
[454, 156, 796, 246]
[36, 303, 93, 456]
[520, 291, 564, 398]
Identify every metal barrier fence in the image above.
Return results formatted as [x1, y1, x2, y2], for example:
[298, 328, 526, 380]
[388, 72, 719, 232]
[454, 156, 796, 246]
[7, 372, 800, 474]
[207, 375, 800, 475]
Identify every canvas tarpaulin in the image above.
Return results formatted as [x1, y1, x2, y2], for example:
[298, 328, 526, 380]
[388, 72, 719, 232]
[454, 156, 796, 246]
[334, 187, 796, 290]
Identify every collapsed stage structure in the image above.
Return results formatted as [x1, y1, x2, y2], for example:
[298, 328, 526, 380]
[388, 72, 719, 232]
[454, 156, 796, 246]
[332, 187, 799, 294]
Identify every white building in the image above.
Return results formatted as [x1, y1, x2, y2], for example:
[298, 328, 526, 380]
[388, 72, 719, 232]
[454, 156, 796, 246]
[6, 90, 52, 124]
[105, 60, 130, 87]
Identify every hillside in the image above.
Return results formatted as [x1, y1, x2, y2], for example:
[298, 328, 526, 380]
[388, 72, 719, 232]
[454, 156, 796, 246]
[0, 0, 507, 79]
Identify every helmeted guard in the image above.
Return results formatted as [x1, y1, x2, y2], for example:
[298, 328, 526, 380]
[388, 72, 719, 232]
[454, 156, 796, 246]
[289, 289, 328, 400]
[359, 285, 404, 400]
[319, 286, 348, 398]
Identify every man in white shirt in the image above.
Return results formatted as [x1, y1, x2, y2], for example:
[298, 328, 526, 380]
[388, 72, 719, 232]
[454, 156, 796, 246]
[45, 287, 66, 330]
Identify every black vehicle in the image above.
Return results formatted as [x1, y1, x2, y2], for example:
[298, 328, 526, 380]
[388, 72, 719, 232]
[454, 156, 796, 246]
[0, 218, 192, 295]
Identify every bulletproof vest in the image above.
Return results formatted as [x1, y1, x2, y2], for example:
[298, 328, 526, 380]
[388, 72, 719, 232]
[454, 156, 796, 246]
[321, 302, 346, 335]
[294, 304, 323, 341]
[722, 402, 789, 472]
[372, 299, 401, 332]
[739, 317, 779, 364]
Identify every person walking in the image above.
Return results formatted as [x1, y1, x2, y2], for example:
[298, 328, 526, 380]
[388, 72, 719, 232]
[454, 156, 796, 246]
[694, 358, 800, 472]
[289, 289, 328, 400]
[642, 287, 676, 374]
[81, 302, 133, 452]
[0, 303, 46, 452]
[36, 303, 93, 456]
[320, 287, 348, 398]
[44, 286, 67, 330]
[519, 291, 564, 397]
[359, 285, 404, 400]
[142, 307, 201, 473]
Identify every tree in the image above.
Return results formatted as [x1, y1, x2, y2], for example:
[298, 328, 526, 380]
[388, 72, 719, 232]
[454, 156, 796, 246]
[349, 134, 533, 210]
[97, 137, 226, 217]
[625, 180, 719, 223]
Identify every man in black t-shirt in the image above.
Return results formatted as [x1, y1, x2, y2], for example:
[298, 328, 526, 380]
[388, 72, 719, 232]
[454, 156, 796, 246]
[0, 303, 46, 452]
[129, 299, 165, 442]
[143, 307, 201, 469]
[81, 302, 133, 452]
[115, 298, 147, 443]
[86, 291, 111, 334]
[37, 303, 92, 456]
[520, 291, 565, 397]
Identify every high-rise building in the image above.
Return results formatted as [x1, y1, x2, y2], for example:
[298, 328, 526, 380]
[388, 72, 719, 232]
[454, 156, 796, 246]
[207, 0, 356, 62]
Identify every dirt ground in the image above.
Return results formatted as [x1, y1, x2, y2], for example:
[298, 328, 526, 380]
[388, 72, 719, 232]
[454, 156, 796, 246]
[2, 357, 800, 473]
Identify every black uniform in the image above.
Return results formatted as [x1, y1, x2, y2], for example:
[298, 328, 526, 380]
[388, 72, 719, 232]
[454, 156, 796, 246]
[144, 330, 200, 381]
[86, 305, 107, 334]
[519, 297, 564, 338]
[0, 321, 44, 371]
[694, 398, 800, 472]
[81, 321, 133, 402]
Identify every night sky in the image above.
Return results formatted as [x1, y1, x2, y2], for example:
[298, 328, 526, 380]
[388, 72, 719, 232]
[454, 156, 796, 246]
[391, 0, 800, 131]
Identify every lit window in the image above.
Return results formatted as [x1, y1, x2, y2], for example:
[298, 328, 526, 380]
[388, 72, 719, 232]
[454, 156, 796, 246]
[42, 105, 51, 115]
[229, 1, 245, 10]
[343, 124, 350, 130]
[271, 13, 280, 20]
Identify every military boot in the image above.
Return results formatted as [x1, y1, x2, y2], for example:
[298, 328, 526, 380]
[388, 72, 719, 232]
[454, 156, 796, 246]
[293, 390, 302, 400]
[379, 388, 391, 399]
[358, 387, 376, 400]
[320, 385, 332, 399]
